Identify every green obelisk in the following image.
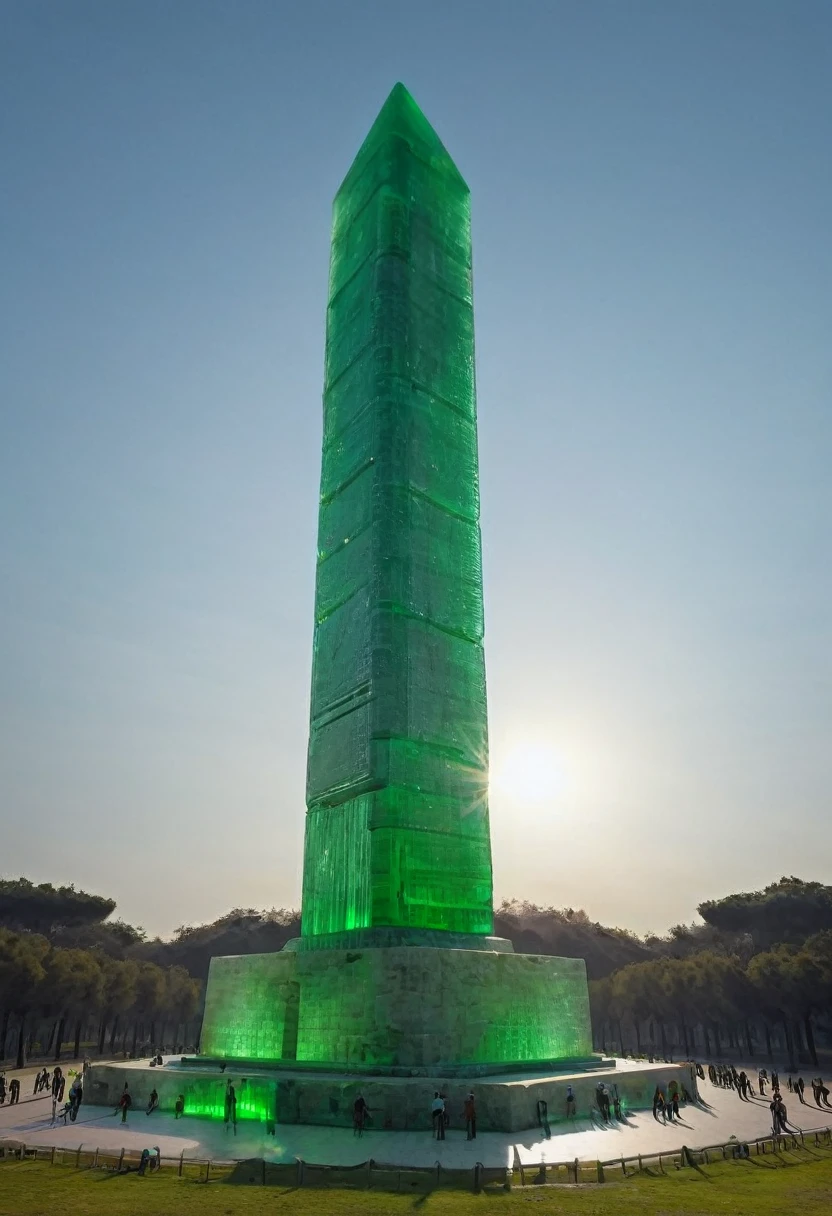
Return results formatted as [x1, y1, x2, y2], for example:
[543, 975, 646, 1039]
[301, 83, 493, 940]
[197, 86, 595, 1090]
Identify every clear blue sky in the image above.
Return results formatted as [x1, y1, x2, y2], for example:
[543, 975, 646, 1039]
[1, 1, 830, 939]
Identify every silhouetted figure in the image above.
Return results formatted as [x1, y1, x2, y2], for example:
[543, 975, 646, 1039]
[174, 1094, 185, 1119]
[565, 1085, 576, 1119]
[0, 1075, 6, 1105]
[224, 1083, 237, 1134]
[463, 1092, 477, 1140]
[353, 1094, 370, 1136]
[146, 1087, 159, 1115]
[118, 1086, 132, 1123]
[9, 1078, 20, 1105]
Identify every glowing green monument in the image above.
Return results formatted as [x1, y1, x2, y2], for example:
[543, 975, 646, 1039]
[302, 82, 492, 942]
[197, 84, 597, 1107]
[87, 86, 704, 1131]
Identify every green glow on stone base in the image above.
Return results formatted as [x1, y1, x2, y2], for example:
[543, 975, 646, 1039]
[179, 1079, 274, 1122]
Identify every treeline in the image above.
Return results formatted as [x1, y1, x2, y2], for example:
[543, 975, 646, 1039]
[0, 926, 201, 1069]
[591, 888, 832, 1068]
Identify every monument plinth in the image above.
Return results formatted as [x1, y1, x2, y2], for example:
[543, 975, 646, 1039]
[90, 85, 696, 1134]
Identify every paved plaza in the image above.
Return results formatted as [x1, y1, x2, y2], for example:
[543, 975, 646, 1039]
[2, 1060, 830, 1168]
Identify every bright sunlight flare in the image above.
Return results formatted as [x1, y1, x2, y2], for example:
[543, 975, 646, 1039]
[490, 741, 566, 804]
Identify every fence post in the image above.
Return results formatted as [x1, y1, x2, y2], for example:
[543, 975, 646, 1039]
[75, 1145, 83, 1169]
[118, 1147, 124, 1172]
[473, 1162, 482, 1193]
[366, 1158, 373, 1188]
[574, 1157, 579, 1183]
[50, 1146, 56, 1166]
[93, 1147, 99, 1168]
[205, 1161, 211, 1183]
[596, 1159, 605, 1183]
[296, 1156, 304, 1186]
[179, 1150, 184, 1177]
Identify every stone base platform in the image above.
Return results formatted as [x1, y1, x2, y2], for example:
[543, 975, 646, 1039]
[199, 942, 595, 1070]
[86, 1057, 698, 1134]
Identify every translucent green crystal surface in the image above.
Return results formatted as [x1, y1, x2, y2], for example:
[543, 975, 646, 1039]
[302, 83, 493, 938]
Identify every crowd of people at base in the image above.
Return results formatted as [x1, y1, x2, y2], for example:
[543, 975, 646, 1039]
[651, 1076, 694, 1123]
[350, 1090, 479, 1140]
[113, 1083, 186, 1124]
[0, 1063, 88, 1125]
[702, 1061, 832, 1135]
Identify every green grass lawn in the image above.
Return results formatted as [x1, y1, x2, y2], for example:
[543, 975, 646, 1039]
[2, 1153, 832, 1216]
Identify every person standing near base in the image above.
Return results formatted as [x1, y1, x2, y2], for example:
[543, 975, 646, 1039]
[117, 1085, 132, 1123]
[463, 1093, 476, 1140]
[431, 1092, 445, 1139]
[565, 1085, 576, 1119]
[224, 1082, 237, 1134]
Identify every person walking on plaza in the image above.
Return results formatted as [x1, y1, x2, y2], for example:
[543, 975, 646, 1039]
[174, 1094, 185, 1119]
[117, 1085, 132, 1123]
[431, 1092, 445, 1140]
[146, 1087, 159, 1115]
[0, 1075, 6, 1106]
[9, 1078, 20, 1105]
[796, 1077, 806, 1103]
[463, 1093, 477, 1140]
[352, 1093, 370, 1136]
